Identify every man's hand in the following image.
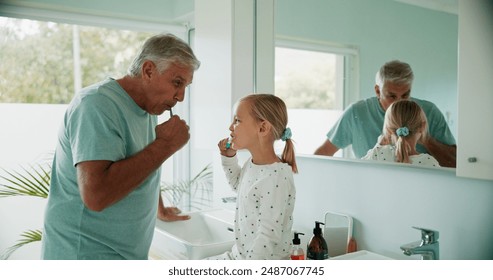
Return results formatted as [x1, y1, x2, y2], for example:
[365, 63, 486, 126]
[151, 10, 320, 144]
[157, 206, 190, 222]
[155, 115, 190, 155]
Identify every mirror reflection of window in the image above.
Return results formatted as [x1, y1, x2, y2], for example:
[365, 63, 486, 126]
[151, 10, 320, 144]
[274, 44, 358, 156]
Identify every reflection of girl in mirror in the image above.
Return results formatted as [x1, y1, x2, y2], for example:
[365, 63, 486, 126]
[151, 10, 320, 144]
[209, 93, 297, 260]
[362, 100, 440, 167]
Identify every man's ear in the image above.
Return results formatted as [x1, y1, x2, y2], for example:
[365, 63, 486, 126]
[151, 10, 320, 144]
[374, 85, 381, 98]
[142, 60, 155, 80]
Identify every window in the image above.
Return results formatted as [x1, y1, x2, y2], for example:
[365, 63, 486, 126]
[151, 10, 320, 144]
[275, 47, 343, 110]
[0, 17, 152, 104]
[0, 17, 178, 181]
[275, 40, 358, 155]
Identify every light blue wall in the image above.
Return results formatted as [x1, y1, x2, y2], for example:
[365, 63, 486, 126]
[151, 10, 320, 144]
[276, 0, 458, 136]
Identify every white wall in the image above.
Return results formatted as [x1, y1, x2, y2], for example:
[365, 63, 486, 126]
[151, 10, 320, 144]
[213, 154, 493, 260]
[0, 104, 65, 259]
[292, 156, 493, 260]
[456, 0, 493, 180]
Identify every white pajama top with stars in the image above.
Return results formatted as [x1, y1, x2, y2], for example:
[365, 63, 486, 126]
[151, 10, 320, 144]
[362, 144, 440, 167]
[221, 155, 296, 260]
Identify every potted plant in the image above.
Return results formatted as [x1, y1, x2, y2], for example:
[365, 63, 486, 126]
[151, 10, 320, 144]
[0, 161, 213, 259]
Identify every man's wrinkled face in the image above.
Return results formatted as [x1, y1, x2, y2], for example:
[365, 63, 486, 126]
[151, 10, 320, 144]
[143, 62, 193, 115]
[375, 82, 411, 111]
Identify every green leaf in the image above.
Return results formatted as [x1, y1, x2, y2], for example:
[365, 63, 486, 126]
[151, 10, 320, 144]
[0, 229, 42, 260]
[0, 164, 50, 198]
[160, 163, 213, 210]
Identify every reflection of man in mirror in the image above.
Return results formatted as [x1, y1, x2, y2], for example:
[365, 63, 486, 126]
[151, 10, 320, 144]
[314, 60, 457, 168]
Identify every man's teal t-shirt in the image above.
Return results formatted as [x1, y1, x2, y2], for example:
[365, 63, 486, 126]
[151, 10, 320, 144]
[327, 97, 456, 158]
[42, 78, 160, 259]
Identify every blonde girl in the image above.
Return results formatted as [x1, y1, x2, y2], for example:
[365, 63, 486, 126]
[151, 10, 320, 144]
[213, 93, 297, 260]
[362, 99, 440, 167]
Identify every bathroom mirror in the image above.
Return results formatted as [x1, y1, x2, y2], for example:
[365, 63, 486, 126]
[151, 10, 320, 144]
[274, 0, 458, 165]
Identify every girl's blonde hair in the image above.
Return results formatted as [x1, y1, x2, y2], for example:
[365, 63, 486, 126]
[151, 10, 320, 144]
[239, 94, 298, 173]
[381, 100, 428, 163]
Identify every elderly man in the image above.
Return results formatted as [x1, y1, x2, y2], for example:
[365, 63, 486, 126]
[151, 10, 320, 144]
[42, 34, 200, 259]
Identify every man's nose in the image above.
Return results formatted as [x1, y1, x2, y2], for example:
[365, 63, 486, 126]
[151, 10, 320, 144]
[175, 89, 185, 102]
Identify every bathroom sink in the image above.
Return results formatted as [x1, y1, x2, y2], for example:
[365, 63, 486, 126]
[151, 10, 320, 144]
[330, 250, 393, 260]
[149, 208, 235, 260]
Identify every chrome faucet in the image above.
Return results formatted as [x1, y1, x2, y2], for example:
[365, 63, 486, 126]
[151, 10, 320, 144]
[400, 226, 439, 260]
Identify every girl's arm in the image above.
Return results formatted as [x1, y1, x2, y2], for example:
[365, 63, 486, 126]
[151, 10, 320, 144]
[221, 155, 242, 192]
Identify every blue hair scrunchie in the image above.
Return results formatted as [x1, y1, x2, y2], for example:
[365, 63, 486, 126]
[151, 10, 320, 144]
[281, 127, 292, 141]
[396, 126, 410, 137]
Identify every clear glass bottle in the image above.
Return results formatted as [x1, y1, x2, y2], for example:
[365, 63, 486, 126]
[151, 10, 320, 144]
[290, 232, 305, 260]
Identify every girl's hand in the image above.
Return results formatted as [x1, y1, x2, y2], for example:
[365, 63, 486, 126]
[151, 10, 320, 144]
[218, 137, 236, 157]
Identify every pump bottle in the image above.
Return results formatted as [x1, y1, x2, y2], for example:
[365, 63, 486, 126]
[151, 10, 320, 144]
[306, 221, 329, 260]
[290, 232, 305, 260]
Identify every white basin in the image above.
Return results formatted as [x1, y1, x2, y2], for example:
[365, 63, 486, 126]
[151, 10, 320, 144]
[329, 250, 393, 260]
[149, 208, 235, 260]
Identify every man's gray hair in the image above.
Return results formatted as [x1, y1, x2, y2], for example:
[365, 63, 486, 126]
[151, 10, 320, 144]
[375, 60, 414, 88]
[127, 33, 200, 77]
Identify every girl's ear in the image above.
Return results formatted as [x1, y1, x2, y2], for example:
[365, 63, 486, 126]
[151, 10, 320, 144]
[417, 123, 427, 142]
[416, 122, 426, 135]
[258, 120, 272, 136]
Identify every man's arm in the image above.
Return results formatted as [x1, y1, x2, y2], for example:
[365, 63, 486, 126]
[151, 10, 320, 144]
[314, 139, 340, 156]
[422, 137, 457, 168]
[77, 116, 189, 211]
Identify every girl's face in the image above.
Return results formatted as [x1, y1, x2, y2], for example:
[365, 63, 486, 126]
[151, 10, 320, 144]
[229, 100, 260, 150]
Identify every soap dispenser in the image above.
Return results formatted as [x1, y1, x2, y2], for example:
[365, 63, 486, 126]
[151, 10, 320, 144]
[307, 221, 329, 260]
[290, 232, 305, 260]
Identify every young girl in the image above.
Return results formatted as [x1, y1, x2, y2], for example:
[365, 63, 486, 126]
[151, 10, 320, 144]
[362, 99, 440, 167]
[213, 93, 297, 260]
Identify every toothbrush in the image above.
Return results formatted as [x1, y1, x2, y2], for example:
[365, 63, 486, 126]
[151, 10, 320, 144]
[169, 108, 173, 117]
[225, 137, 232, 149]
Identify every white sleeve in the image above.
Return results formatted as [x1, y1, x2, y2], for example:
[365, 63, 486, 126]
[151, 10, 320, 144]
[221, 155, 242, 192]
